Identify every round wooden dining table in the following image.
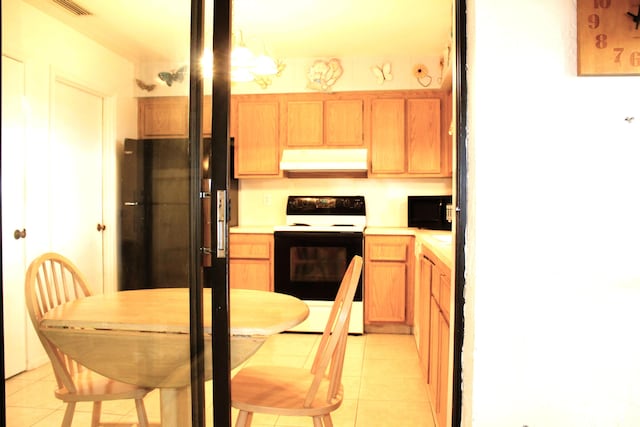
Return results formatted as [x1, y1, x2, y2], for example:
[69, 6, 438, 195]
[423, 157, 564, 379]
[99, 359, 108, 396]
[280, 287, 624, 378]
[39, 288, 309, 427]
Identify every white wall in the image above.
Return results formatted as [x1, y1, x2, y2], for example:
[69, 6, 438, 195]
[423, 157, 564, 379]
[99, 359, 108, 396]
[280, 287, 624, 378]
[2, 0, 137, 369]
[464, 1, 640, 426]
[238, 177, 452, 227]
[136, 55, 447, 97]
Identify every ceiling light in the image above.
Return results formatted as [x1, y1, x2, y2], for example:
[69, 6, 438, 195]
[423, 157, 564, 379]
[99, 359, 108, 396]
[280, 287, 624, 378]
[201, 31, 285, 88]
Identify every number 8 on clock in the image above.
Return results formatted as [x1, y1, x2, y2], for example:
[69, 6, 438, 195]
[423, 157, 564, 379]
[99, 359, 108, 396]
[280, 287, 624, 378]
[577, 0, 640, 76]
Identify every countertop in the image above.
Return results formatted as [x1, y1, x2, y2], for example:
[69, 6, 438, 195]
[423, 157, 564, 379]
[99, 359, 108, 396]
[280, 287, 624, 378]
[230, 226, 274, 234]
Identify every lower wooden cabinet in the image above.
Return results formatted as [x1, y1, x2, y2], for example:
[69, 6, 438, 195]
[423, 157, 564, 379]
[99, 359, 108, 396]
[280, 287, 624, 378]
[229, 233, 273, 292]
[364, 235, 414, 325]
[416, 244, 451, 427]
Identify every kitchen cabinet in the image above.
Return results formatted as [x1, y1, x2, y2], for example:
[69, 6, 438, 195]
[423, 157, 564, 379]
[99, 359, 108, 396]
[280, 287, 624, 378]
[235, 97, 281, 178]
[417, 243, 452, 427]
[370, 92, 447, 177]
[229, 233, 273, 292]
[138, 95, 232, 139]
[364, 234, 414, 325]
[282, 94, 365, 147]
[138, 89, 452, 179]
[138, 96, 189, 138]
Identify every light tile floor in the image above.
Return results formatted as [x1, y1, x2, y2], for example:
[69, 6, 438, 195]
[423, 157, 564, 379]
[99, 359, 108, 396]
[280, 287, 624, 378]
[5, 333, 435, 427]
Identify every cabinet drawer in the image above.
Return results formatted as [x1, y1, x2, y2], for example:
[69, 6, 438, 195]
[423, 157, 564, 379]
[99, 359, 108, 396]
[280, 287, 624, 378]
[229, 234, 272, 259]
[366, 236, 409, 261]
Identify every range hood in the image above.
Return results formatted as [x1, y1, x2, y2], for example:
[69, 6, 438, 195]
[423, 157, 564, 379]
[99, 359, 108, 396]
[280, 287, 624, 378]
[279, 148, 368, 177]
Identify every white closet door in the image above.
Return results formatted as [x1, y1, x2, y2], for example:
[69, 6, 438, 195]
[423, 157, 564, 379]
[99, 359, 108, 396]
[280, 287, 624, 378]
[50, 80, 104, 294]
[2, 55, 28, 378]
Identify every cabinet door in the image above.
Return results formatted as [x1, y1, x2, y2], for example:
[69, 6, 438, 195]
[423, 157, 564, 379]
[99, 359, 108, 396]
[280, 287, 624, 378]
[365, 235, 412, 324]
[286, 100, 323, 146]
[428, 294, 440, 405]
[407, 98, 441, 174]
[437, 313, 451, 427]
[230, 260, 272, 291]
[365, 262, 407, 322]
[370, 98, 405, 174]
[236, 101, 280, 177]
[138, 97, 188, 138]
[325, 99, 363, 146]
[203, 95, 212, 136]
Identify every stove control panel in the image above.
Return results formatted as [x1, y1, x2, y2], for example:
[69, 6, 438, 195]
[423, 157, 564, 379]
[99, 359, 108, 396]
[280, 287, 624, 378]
[286, 196, 366, 215]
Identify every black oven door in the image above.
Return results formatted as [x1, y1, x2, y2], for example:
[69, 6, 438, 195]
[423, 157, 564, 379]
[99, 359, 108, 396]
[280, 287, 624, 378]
[274, 231, 363, 302]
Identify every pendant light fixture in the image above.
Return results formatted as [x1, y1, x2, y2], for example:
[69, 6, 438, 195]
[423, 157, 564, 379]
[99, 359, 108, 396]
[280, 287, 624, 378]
[201, 31, 285, 88]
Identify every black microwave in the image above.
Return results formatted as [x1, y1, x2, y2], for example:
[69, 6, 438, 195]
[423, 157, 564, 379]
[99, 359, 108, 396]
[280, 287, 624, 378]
[407, 196, 453, 230]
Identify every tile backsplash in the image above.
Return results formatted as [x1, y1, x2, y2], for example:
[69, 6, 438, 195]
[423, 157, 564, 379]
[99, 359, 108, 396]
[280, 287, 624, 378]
[238, 178, 452, 227]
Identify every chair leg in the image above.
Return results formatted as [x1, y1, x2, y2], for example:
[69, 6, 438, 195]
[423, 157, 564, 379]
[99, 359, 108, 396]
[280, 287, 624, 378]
[135, 398, 149, 427]
[91, 401, 101, 427]
[312, 416, 324, 427]
[323, 414, 334, 427]
[235, 410, 252, 427]
[61, 402, 76, 427]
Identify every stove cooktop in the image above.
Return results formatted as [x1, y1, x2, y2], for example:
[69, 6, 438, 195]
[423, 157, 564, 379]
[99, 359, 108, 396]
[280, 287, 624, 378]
[276, 195, 366, 233]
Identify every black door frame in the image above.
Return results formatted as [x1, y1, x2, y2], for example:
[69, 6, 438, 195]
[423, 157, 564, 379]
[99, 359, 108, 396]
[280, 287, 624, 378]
[451, 1, 468, 426]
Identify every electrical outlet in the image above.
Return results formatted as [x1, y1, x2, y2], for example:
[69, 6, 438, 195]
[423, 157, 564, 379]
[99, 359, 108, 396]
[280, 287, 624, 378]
[263, 194, 272, 206]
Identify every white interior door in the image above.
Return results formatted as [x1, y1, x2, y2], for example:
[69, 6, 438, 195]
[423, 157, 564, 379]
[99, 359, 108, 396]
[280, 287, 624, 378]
[50, 79, 104, 294]
[2, 55, 28, 379]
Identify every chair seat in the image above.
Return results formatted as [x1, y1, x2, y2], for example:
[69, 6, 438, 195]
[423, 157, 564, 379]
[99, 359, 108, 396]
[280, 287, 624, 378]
[232, 365, 343, 417]
[54, 368, 151, 402]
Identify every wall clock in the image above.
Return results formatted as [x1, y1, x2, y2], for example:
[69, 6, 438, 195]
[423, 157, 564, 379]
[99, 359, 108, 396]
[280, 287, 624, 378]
[577, 0, 640, 76]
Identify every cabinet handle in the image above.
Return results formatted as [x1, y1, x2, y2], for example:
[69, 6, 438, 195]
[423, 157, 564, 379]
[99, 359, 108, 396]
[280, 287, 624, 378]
[97, 223, 106, 231]
[13, 229, 26, 240]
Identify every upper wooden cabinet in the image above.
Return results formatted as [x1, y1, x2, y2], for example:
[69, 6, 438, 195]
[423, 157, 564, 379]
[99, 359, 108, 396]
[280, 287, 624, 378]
[235, 97, 281, 178]
[282, 95, 364, 148]
[138, 89, 452, 179]
[370, 98, 405, 174]
[370, 92, 447, 177]
[138, 95, 228, 139]
[138, 97, 188, 139]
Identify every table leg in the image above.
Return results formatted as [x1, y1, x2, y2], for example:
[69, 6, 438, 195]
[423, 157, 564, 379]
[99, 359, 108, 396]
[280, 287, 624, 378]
[160, 386, 191, 427]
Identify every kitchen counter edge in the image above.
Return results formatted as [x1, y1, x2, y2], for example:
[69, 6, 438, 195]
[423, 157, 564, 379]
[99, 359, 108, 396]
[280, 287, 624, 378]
[230, 226, 274, 234]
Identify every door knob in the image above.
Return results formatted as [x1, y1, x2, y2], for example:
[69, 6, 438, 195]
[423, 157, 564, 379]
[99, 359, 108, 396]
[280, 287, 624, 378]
[13, 229, 27, 240]
[97, 223, 106, 231]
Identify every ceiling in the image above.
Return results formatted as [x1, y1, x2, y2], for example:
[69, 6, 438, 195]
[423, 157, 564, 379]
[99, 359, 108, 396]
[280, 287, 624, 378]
[25, 0, 453, 63]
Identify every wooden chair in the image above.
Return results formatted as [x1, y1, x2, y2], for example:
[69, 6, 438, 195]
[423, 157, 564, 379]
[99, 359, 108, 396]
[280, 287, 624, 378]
[24, 252, 152, 427]
[231, 255, 364, 427]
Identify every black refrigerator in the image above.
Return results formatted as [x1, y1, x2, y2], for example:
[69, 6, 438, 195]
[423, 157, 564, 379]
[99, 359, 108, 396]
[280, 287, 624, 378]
[119, 137, 237, 290]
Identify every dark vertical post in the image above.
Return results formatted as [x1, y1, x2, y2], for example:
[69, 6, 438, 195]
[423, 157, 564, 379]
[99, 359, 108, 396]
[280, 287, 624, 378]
[188, 0, 206, 426]
[211, 0, 232, 426]
[452, 0, 468, 426]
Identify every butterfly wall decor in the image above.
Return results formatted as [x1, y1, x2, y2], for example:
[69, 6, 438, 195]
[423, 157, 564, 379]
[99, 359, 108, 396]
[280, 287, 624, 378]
[135, 79, 156, 92]
[371, 62, 392, 85]
[158, 66, 187, 87]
